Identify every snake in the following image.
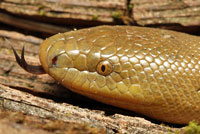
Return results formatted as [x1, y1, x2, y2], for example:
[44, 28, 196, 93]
[11, 25, 200, 124]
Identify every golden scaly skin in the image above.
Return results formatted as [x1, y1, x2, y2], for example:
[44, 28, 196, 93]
[39, 26, 200, 124]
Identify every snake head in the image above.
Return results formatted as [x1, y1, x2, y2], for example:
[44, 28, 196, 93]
[39, 26, 150, 110]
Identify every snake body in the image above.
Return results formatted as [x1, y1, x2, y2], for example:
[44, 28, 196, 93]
[38, 26, 200, 124]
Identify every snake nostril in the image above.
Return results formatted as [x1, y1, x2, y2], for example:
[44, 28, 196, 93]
[52, 56, 57, 66]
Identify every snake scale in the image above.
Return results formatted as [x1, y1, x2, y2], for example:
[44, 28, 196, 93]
[12, 26, 200, 124]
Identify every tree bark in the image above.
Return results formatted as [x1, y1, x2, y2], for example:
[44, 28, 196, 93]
[0, 0, 126, 24]
[0, 0, 200, 32]
[0, 30, 184, 134]
[131, 0, 200, 26]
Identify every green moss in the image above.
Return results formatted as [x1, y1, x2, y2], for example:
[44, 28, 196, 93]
[66, 112, 71, 116]
[166, 127, 172, 134]
[26, 83, 34, 88]
[92, 14, 99, 20]
[39, 10, 44, 16]
[184, 121, 200, 134]
[112, 11, 120, 19]
[165, 127, 180, 134]
[174, 130, 181, 134]
[128, 4, 133, 9]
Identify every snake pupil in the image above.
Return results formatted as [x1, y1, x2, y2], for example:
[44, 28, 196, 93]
[101, 65, 106, 72]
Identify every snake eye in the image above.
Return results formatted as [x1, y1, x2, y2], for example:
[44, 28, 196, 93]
[96, 60, 113, 76]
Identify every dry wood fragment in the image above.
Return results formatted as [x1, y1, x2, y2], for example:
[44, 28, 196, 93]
[0, 109, 105, 134]
[130, 0, 200, 26]
[0, 30, 185, 134]
[0, 0, 126, 24]
[1, 0, 200, 30]
[0, 12, 71, 34]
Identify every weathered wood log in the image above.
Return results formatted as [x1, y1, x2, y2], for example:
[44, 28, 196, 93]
[0, 30, 184, 133]
[0, 12, 71, 34]
[0, 0, 126, 24]
[0, 83, 183, 134]
[130, 0, 200, 26]
[1, 0, 200, 32]
[0, 108, 106, 134]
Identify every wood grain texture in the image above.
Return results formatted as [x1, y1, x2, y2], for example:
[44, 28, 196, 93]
[0, 108, 105, 134]
[131, 0, 200, 26]
[1, 0, 200, 29]
[0, 12, 70, 34]
[0, 0, 126, 24]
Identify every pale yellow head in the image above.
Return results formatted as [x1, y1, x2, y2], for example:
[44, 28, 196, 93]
[39, 26, 200, 124]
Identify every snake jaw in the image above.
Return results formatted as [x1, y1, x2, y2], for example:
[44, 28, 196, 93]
[10, 43, 46, 74]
